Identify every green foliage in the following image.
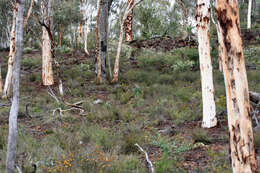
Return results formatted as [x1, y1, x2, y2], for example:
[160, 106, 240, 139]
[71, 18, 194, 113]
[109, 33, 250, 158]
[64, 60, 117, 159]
[152, 134, 191, 173]
[23, 47, 36, 54]
[155, 154, 187, 173]
[55, 46, 73, 54]
[192, 128, 213, 145]
[207, 150, 232, 173]
[121, 130, 143, 154]
[254, 132, 260, 149]
[22, 57, 40, 70]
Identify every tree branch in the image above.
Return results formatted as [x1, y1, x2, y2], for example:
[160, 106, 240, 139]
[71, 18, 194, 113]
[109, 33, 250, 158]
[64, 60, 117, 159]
[135, 143, 154, 173]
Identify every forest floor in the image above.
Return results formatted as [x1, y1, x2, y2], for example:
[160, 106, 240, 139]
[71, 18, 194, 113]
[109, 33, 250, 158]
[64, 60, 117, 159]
[0, 39, 260, 173]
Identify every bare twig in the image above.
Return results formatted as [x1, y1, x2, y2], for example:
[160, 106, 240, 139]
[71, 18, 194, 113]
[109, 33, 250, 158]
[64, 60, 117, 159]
[16, 165, 23, 173]
[250, 102, 260, 127]
[135, 143, 154, 173]
[48, 86, 60, 104]
[52, 107, 84, 116]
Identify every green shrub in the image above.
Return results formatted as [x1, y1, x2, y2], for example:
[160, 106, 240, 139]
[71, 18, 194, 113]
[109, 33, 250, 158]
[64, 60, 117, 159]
[22, 58, 39, 70]
[192, 128, 212, 145]
[23, 47, 36, 54]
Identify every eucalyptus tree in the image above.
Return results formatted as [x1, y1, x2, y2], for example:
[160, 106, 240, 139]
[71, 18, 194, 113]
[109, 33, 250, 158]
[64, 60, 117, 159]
[196, 0, 217, 128]
[111, 0, 143, 83]
[2, 1, 18, 98]
[216, 0, 257, 172]
[0, 0, 12, 49]
[134, 0, 171, 38]
[175, 0, 196, 39]
[2, 0, 34, 98]
[5, 0, 25, 172]
[124, 0, 134, 41]
[80, 0, 97, 56]
[247, 0, 252, 29]
[41, 0, 54, 86]
[53, 0, 81, 48]
[99, 0, 114, 79]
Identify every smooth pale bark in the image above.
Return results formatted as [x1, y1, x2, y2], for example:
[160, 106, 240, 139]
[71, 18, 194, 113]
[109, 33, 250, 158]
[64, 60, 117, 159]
[111, 3, 130, 83]
[124, 0, 134, 41]
[96, 0, 103, 83]
[83, 18, 89, 56]
[3, 3, 18, 98]
[216, 0, 257, 172]
[5, 0, 24, 172]
[80, 0, 90, 56]
[41, 0, 54, 85]
[247, 0, 252, 29]
[196, 0, 217, 128]
[216, 22, 224, 72]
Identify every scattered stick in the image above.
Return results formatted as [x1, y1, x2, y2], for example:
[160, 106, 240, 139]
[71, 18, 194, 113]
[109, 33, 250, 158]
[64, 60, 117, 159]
[135, 143, 154, 173]
[52, 107, 84, 116]
[48, 86, 60, 104]
[16, 165, 23, 173]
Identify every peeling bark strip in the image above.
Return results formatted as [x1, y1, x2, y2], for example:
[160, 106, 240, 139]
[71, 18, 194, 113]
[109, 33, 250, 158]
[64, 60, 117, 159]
[196, 0, 217, 128]
[5, 0, 24, 172]
[216, 0, 257, 172]
[3, 3, 18, 98]
[124, 0, 134, 42]
[41, 0, 54, 86]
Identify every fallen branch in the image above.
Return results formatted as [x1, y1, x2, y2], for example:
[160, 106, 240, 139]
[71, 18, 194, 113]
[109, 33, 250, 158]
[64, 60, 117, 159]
[135, 143, 154, 173]
[16, 165, 23, 173]
[52, 107, 84, 116]
[48, 86, 60, 104]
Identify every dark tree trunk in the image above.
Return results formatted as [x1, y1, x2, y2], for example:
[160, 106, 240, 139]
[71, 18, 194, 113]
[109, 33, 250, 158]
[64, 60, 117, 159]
[99, 0, 114, 78]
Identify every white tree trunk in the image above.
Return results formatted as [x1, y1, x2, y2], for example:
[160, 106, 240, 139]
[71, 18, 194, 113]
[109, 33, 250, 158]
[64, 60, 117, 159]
[3, 3, 18, 98]
[5, 0, 24, 172]
[247, 0, 252, 29]
[41, 0, 54, 86]
[83, 18, 89, 56]
[196, 0, 217, 128]
[111, 1, 135, 83]
[216, 0, 258, 172]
